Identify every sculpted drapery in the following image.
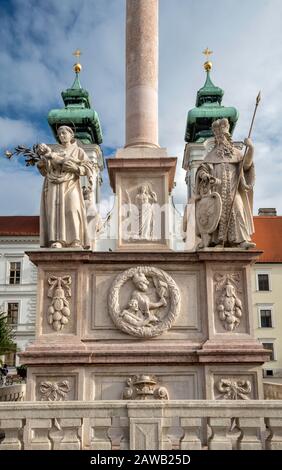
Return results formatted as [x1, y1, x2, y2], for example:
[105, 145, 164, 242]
[37, 126, 93, 249]
[195, 118, 255, 249]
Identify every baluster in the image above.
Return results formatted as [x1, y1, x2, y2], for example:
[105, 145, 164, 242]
[265, 418, 282, 450]
[0, 419, 23, 450]
[167, 417, 185, 450]
[89, 417, 112, 450]
[57, 418, 82, 450]
[180, 418, 202, 450]
[208, 418, 232, 450]
[107, 416, 124, 450]
[237, 417, 262, 450]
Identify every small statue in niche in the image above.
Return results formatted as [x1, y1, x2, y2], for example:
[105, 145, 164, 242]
[195, 118, 256, 249]
[135, 183, 158, 240]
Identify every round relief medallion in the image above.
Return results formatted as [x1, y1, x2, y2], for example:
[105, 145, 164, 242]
[108, 266, 181, 338]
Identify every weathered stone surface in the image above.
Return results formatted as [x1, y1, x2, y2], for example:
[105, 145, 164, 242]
[1, 400, 282, 450]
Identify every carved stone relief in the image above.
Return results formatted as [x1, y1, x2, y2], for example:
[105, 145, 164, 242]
[123, 182, 158, 242]
[123, 375, 169, 400]
[40, 380, 70, 401]
[216, 378, 251, 400]
[47, 275, 71, 331]
[108, 266, 181, 338]
[214, 273, 242, 331]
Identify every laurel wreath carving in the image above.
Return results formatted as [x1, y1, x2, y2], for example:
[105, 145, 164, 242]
[108, 266, 181, 338]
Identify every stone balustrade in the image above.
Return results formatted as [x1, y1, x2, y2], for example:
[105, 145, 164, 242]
[1, 400, 282, 450]
[264, 382, 282, 400]
[0, 384, 26, 402]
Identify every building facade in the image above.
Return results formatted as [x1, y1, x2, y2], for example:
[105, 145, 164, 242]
[0, 217, 39, 366]
[252, 210, 282, 380]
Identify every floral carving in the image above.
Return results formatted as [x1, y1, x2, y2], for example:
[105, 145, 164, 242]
[40, 380, 70, 401]
[214, 273, 242, 331]
[108, 266, 180, 338]
[123, 375, 169, 400]
[47, 275, 71, 331]
[216, 378, 251, 400]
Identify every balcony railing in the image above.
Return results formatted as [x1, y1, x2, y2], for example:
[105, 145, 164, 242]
[1, 400, 282, 450]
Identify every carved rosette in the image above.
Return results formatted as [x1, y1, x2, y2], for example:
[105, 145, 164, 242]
[216, 378, 251, 400]
[47, 275, 71, 332]
[214, 273, 243, 331]
[40, 380, 70, 401]
[123, 375, 169, 400]
[108, 266, 181, 338]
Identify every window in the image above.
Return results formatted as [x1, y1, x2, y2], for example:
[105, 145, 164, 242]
[9, 262, 21, 285]
[257, 273, 270, 291]
[260, 309, 272, 328]
[265, 370, 273, 377]
[7, 302, 19, 325]
[262, 342, 275, 361]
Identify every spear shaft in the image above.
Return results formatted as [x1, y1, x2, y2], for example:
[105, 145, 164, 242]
[222, 92, 261, 247]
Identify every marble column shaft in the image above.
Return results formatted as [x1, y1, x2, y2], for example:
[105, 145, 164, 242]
[126, 0, 158, 148]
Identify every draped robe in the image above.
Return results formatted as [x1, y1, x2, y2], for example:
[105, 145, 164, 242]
[38, 142, 93, 248]
[199, 146, 255, 245]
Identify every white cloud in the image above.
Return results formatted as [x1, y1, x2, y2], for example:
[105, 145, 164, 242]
[0, 117, 39, 148]
[0, 161, 41, 215]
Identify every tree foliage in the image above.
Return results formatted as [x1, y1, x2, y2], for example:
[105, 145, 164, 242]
[0, 310, 16, 356]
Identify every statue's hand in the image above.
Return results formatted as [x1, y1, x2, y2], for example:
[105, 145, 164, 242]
[244, 138, 253, 149]
[240, 176, 252, 192]
[37, 143, 51, 156]
[63, 160, 79, 174]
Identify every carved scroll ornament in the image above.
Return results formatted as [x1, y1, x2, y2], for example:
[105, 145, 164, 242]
[216, 378, 251, 400]
[40, 380, 70, 401]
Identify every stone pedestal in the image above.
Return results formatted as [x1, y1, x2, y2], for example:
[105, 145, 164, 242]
[107, 147, 177, 251]
[22, 249, 267, 402]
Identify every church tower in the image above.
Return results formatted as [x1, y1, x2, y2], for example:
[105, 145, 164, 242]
[183, 51, 239, 201]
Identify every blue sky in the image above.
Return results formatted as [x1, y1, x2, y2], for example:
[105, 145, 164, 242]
[0, 0, 282, 215]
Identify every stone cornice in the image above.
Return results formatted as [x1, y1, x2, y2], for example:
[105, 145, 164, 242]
[26, 248, 263, 266]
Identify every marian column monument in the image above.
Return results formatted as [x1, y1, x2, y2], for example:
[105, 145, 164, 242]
[8, 0, 270, 450]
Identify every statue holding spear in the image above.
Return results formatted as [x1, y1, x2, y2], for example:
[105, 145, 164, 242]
[195, 93, 261, 249]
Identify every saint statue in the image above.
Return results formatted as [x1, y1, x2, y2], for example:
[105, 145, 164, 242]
[195, 118, 256, 249]
[36, 126, 93, 249]
[135, 183, 157, 240]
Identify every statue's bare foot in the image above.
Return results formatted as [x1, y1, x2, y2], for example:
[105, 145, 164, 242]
[239, 241, 256, 249]
[51, 242, 63, 248]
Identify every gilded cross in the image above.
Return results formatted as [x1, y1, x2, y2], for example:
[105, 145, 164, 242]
[72, 49, 82, 59]
[202, 47, 213, 60]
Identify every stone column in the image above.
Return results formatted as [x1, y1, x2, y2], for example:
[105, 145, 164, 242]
[125, 0, 159, 148]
